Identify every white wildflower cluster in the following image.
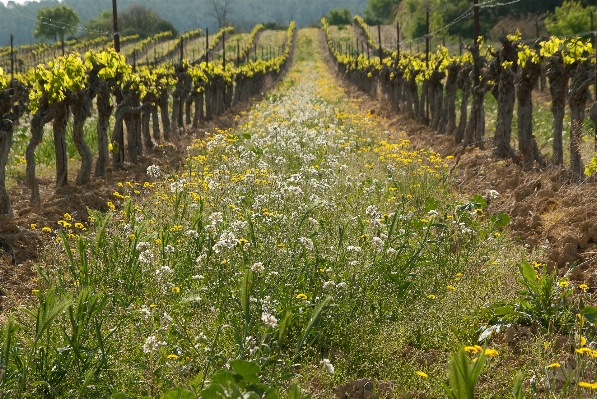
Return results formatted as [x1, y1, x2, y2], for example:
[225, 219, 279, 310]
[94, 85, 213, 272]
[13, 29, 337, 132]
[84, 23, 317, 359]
[212, 231, 238, 253]
[170, 178, 186, 193]
[372, 236, 385, 253]
[487, 189, 500, 200]
[251, 262, 265, 272]
[146, 164, 161, 178]
[136, 242, 153, 264]
[298, 237, 314, 251]
[143, 335, 166, 354]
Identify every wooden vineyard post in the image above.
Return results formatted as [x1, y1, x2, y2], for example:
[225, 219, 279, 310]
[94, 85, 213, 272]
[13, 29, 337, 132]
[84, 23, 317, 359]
[236, 39, 240, 67]
[10, 35, 13, 80]
[112, 0, 120, 52]
[378, 25, 383, 60]
[222, 31, 226, 68]
[425, 6, 430, 125]
[206, 28, 209, 62]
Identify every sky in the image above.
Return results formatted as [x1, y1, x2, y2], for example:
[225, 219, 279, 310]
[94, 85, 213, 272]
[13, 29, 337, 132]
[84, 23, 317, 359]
[1, 0, 40, 5]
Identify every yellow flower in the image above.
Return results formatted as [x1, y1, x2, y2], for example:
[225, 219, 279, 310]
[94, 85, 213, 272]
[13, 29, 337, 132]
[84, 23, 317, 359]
[42, 227, 51, 233]
[547, 363, 561, 368]
[464, 346, 482, 354]
[427, 294, 436, 299]
[32, 289, 40, 294]
[74, 222, 84, 229]
[30, 223, 37, 230]
[415, 371, 428, 378]
[447, 285, 456, 291]
[166, 354, 179, 359]
[107, 201, 116, 211]
[172, 286, 181, 293]
[575, 347, 591, 355]
[484, 348, 499, 357]
[296, 293, 307, 300]
[579, 283, 589, 290]
[578, 381, 597, 389]
[129, 233, 135, 240]
[63, 213, 72, 221]
[559, 281, 569, 288]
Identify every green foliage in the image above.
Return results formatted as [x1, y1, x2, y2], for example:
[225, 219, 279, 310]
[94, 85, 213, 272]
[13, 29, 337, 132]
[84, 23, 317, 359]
[33, 5, 81, 43]
[325, 8, 352, 26]
[82, 10, 112, 39]
[363, 0, 399, 25]
[490, 262, 575, 332]
[444, 348, 486, 399]
[545, 0, 591, 36]
[119, 4, 179, 39]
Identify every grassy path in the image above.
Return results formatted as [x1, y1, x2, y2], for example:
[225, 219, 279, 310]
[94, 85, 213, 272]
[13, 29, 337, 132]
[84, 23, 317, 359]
[0, 29, 559, 398]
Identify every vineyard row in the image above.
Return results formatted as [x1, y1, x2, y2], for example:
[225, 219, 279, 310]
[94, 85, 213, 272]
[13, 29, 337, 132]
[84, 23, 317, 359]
[0, 23, 296, 216]
[324, 16, 597, 181]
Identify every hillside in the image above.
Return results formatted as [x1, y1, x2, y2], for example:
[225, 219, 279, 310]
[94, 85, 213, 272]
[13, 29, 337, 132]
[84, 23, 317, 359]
[0, 0, 365, 46]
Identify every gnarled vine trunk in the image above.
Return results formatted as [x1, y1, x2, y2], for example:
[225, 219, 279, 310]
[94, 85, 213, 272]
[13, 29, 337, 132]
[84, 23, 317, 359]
[0, 119, 13, 215]
[438, 64, 459, 136]
[68, 88, 94, 185]
[53, 102, 69, 188]
[568, 60, 593, 182]
[95, 83, 113, 177]
[26, 95, 56, 203]
[517, 59, 544, 170]
[546, 56, 569, 166]
[492, 36, 518, 159]
[455, 66, 472, 145]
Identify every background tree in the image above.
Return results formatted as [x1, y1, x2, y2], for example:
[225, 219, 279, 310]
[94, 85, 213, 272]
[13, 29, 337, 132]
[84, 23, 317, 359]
[209, 0, 235, 29]
[545, 0, 591, 36]
[33, 5, 80, 45]
[82, 10, 112, 38]
[364, 0, 400, 25]
[119, 4, 178, 38]
[326, 8, 352, 26]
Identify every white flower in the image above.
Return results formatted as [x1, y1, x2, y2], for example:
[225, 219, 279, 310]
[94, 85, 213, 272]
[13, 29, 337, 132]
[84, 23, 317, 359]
[336, 282, 347, 289]
[298, 237, 314, 251]
[146, 164, 161, 178]
[139, 250, 154, 264]
[488, 189, 500, 200]
[185, 229, 199, 239]
[251, 262, 265, 272]
[143, 335, 159, 353]
[261, 312, 278, 327]
[169, 179, 186, 193]
[164, 245, 175, 254]
[213, 231, 238, 253]
[322, 358, 335, 375]
[323, 280, 335, 289]
[372, 236, 384, 252]
[346, 245, 362, 253]
[136, 241, 150, 251]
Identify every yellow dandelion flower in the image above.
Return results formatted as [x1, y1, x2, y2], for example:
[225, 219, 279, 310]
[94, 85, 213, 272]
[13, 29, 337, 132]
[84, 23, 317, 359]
[416, 371, 428, 378]
[559, 281, 569, 288]
[484, 348, 499, 357]
[296, 293, 307, 300]
[579, 284, 589, 290]
[167, 354, 179, 359]
[427, 294, 436, 299]
[172, 286, 181, 293]
[447, 285, 456, 291]
[30, 223, 37, 230]
[547, 363, 561, 368]
[42, 227, 51, 233]
[63, 213, 72, 221]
